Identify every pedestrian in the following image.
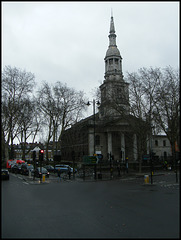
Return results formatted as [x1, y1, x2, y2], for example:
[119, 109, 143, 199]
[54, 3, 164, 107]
[68, 167, 71, 180]
[125, 157, 128, 173]
[110, 166, 113, 179]
[164, 160, 168, 170]
[117, 162, 120, 176]
[57, 168, 61, 181]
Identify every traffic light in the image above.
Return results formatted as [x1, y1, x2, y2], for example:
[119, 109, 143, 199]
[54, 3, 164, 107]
[39, 149, 44, 162]
[32, 151, 36, 161]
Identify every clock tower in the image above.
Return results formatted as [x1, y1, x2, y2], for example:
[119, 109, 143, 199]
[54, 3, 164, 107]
[99, 15, 129, 118]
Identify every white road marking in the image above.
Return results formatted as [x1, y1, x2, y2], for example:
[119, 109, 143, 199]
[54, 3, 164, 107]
[23, 182, 29, 185]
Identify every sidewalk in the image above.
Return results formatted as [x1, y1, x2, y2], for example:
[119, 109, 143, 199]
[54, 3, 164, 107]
[15, 169, 179, 185]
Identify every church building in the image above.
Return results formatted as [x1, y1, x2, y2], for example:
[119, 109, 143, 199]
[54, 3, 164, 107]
[61, 15, 147, 165]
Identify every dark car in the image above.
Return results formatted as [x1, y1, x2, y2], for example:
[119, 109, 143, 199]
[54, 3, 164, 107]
[43, 165, 55, 173]
[33, 167, 49, 178]
[1, 169, 10, 180]
[11, 164, 22, 174]
[20, 164, 34, 175]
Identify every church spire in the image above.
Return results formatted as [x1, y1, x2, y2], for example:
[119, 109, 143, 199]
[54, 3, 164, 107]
[109, 14, 116, 47]
[110, 11, 115, 34]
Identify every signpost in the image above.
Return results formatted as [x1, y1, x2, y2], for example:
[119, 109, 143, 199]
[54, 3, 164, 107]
[82, 155, 98, 164]
[31, 147, 41, 180]
[82, 155, 99, 180]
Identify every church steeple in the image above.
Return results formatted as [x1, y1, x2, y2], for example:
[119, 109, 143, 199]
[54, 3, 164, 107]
[110, 15, 115, 33]
[109, 16, 116, 46]
[99, 14, 130, 118]
[104, 14, 123, 80]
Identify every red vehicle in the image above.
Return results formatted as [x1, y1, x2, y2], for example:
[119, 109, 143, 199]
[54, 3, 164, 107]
[6, 159, 25, 169]
[6, 160, 14, 169]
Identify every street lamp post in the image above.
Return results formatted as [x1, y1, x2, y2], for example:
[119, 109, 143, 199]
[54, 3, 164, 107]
[87, 100, 100, 154]
[53, 117, 58, 171]
[149, 124, 153, 185]
[87, 99, 100, 180]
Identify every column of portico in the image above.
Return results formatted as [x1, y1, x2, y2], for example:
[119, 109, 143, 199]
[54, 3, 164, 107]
[107, 132, 112, 155]
[133, 134, 138, 161]
[121, 132, 125, 162]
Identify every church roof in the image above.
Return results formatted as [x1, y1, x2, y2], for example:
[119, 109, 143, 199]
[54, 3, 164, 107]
[106, 46, 120, 57]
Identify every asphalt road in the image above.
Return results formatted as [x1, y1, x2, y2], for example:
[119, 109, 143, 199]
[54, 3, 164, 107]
[1, 173, 180, 238]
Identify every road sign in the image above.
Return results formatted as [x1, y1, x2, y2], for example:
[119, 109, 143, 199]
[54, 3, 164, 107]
[83, 155, 98, 164]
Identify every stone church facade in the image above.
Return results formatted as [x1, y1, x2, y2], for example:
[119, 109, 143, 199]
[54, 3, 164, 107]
[61, 15, 147, 164]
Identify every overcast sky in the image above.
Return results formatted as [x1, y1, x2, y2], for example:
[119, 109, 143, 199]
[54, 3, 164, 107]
[2, 1, 179, 99]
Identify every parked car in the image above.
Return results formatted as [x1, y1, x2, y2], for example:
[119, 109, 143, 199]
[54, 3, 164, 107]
[20, 164, 34, 175]
[11, 163, 24, 174]
[63, 165, 77, 173]
[43, 165, 55, 173]
[55, 164, 77, 174]
[55, 165, 69, 173]
[11, 164, 18, 173]
[1, 169, 9, 180]
[33, 167, 49, 178]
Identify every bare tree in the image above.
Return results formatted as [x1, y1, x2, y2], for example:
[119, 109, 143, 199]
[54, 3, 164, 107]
[126, 66, 179, 171]
[152, 66, 180, 168]
[125, 71, 149, 172]
[53, 82, 86, 141]
[15, 98, 41, 160]
[2, 65, 35, 160]
[36, 82, 56, 160]
[37, 81, 86, 161]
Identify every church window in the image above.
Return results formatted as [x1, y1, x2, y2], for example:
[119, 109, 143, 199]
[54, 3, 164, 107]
[95, 135, 100, 146]
[109, 59, 113, 64]
[115, 59, 118, 64]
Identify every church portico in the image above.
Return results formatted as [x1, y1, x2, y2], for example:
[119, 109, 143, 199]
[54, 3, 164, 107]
[93, 125, 137, 163]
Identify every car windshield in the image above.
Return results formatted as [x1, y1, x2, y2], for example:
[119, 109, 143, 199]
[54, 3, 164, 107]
[45, 165, 53, 168]
[42, 168, 48, 173]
